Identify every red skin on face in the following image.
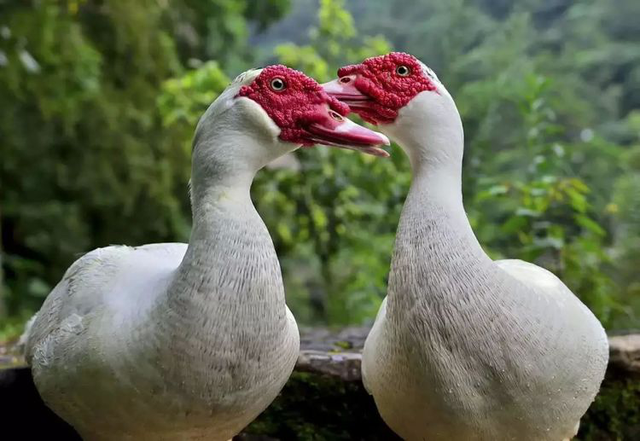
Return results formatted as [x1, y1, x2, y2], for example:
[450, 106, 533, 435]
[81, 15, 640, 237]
[338, 52, 437, 124]
[238, 65, 351, 146]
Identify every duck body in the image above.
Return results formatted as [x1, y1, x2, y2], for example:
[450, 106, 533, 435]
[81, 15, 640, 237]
[26, 197, 299, 441]
[363, 182, 608, 441]
[325, 52, 609, 441]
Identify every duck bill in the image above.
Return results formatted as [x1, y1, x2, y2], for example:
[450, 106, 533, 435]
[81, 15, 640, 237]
[306, 107, 390, 158]
[322, 77, 373, 110]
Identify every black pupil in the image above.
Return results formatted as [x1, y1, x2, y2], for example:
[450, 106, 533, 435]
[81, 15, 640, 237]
[398, 66, 408, 75]
[272, 79, 284, 89]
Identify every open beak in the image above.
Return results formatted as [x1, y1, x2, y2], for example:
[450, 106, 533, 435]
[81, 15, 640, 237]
[305, 105, 390, 157]
[322, 76, 372, 110]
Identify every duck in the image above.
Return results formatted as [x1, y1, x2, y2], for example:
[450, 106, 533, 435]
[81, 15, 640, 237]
[323, 52, 609, 441]
[22, 65, 390, 441]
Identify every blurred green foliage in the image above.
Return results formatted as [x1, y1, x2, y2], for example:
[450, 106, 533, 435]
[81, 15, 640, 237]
[0, 0, 289, 322]
[1, 0, 639, 335]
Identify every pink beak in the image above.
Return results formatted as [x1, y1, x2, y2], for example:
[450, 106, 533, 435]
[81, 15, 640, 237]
[322, 76, 372, 109]
[304, 104, 390, 157]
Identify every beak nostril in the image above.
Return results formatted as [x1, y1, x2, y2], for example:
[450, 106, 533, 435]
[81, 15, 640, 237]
[339, 77, 351, 84]
[329, 110, 344, 121]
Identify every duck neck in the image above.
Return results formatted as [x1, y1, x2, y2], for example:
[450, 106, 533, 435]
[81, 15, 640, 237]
[407, 151, 469, 236]
[387, 125, 492, 313]
[188, 156, 257, 242]
[161, 139, 287, 331]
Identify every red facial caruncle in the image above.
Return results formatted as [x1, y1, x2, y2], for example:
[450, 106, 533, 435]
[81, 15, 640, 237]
[236, 65, 389, 156]
[238, 66, 348, 145]
[324, 52, 438, 125]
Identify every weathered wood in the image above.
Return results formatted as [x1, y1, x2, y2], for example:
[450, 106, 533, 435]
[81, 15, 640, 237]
[1, 330, 639, 440]
[608, 334, 640, 376]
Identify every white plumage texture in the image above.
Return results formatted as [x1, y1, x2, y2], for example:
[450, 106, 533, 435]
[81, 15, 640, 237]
[361, 68, 609, 441]
[22, 69, 300, 441]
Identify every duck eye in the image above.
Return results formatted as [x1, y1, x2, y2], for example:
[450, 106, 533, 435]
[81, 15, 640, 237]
[270, 78, 286, 91]
[396, 65, 411, 77]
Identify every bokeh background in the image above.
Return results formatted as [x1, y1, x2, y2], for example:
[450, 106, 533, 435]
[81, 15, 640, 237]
[1, 0, 639, 340]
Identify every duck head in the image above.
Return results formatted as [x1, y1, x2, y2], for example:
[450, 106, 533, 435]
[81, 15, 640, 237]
[193, 65, 390, 179]
[322, 53, 464, 168]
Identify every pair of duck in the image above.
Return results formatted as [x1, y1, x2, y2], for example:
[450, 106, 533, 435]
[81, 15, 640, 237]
[23, 53, 608, 441]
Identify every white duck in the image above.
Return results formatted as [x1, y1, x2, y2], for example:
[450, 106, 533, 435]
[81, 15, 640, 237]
[324, 52, 609, 441]
[22, 65, 389, 441]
